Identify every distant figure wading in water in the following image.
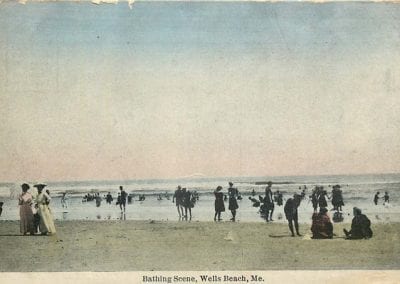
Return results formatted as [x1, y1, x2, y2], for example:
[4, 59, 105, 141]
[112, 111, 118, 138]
[119, 186, 127, 212]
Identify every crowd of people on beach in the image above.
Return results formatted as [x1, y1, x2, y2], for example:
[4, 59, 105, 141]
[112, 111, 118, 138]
[211, 181, 374, 240]
[12, 180, 388, 240]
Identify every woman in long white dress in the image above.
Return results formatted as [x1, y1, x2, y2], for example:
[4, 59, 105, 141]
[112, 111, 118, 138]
[34, 184, 56, 235]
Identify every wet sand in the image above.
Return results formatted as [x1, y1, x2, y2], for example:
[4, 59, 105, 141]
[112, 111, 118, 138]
[0, 220, 399, 271]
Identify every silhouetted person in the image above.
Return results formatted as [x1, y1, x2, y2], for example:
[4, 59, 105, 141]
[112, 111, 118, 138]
[106, 192, 113, 204]
[119, 186, 127, 212]
[343, 207, 373, 239]
[251, 189, 256, 196]
[284, 194, 302, 237]
[249, 196, 260, 207]
[331, 184, 344, 211]
[173, 185, 184, 218]
[214, 186, 225, 221]
[310, 187, 319, 213]
[275, 190, 283, 206]
[0, 202, 3, 217]
[95, 193, 102, 207]
[182, 188, 193, 220]
[384, 192, 389, 204]
[318, 187, 328, 209]
[264, 181, 274, 222]
[228, 182, 239, 222]
[61, 193, 68, 209]
[373, 192, 380, 205]
[311, 207, 333, 239]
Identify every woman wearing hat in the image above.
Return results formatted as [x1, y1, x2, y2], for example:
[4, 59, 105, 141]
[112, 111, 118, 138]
[34, 184, 56, 235]
[214, 186, 225, 221]
[18, 183, 35, 235]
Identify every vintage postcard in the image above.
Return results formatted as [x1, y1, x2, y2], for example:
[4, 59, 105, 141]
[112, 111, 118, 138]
[0, 0, 399, 283]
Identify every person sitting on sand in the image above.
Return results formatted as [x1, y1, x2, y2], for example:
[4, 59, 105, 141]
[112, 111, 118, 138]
[228, 182, 239, 222]
[214, 186, 225, 221]
[311, 207, 333, 239]
[343, 207, 373, 240]
[264, 181, 275, 222]
[373, 192, 380, 205]
[284, 194, 302, 237]
[173, 185, 184, 218]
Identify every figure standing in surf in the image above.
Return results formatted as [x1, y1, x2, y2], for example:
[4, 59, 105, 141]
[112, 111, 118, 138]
[228, 182, 239, 222]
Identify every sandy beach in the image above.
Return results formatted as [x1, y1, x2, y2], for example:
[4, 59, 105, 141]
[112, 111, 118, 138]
[0, 220, 399, 271]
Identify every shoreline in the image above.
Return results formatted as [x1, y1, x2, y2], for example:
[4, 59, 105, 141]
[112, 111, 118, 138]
[1, 220, 399, 271]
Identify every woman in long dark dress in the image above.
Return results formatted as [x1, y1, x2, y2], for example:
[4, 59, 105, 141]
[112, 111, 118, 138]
[214, 186, 225, 221]
[228, 182, 239, 222]
[318, 187, 328, 209]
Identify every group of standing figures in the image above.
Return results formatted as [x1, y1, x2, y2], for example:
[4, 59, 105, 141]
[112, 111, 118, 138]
[173, 185, 197, 220]
[213, 182, 240, 222]
[212, 181, 373, 240]
[18, 183, 56, 236]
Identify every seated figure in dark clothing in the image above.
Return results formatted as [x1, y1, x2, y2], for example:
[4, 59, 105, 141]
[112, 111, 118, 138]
[343, 207, 373, 239]
[311, 207, 333, 239]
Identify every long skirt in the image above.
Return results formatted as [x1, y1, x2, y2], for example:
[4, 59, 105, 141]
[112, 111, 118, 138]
[20, 204, 34, 234]
[228, 198, 239, 210]
[38, 204, 56, 234]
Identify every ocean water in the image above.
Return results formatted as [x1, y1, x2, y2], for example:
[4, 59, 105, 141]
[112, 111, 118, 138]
[0, 174, 399, 224]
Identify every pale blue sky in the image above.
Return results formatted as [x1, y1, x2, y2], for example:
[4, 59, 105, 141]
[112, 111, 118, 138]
[1, 2, 399, 181]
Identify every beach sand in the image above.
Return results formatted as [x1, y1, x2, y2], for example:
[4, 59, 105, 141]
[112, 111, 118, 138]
[0, 220, 399, 271]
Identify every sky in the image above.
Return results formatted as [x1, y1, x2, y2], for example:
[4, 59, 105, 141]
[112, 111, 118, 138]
[0, 2, 399, 182]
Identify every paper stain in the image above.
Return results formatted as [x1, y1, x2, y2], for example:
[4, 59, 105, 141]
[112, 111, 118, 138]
[224, 231, 239, 243]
